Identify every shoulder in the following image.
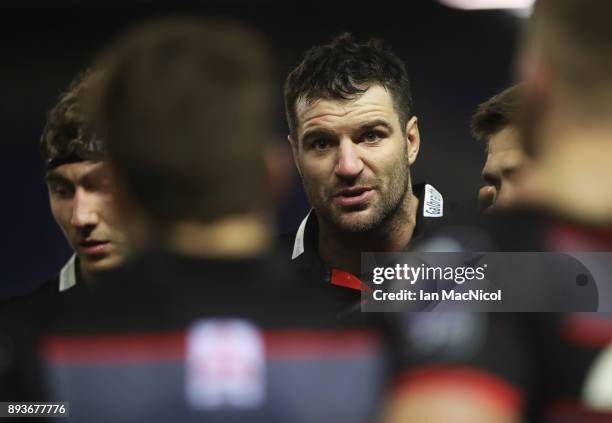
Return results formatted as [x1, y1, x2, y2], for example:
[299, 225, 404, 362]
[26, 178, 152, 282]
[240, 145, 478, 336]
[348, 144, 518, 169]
[1, 275, 61, 307]
[277, 229, 298, 256]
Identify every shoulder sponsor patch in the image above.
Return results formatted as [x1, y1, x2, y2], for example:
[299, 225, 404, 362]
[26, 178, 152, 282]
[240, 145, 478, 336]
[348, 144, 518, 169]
[423, 184, 443, 218]
[186, 319, 266, 410]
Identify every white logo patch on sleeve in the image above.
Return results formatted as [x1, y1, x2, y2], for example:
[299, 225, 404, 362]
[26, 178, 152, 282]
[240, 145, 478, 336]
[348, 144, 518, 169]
[423, 184, 444, 217]
[186, 319, 266, 410]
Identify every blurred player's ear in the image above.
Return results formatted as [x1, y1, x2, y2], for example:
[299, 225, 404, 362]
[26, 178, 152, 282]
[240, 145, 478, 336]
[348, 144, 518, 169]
[405, 116, 420, 165]
[264, 140, 294, 208]
[517, 33, 553, 158]
[106, 163, 152, 249]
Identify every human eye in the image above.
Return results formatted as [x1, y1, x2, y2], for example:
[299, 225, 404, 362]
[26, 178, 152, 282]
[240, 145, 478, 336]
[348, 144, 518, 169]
[84, 175, 112, 194]
[503, 165, 525, 181]
[311, 138, 332, 151]
[49, 181, 74, 199]
[361, 130, 384, 144]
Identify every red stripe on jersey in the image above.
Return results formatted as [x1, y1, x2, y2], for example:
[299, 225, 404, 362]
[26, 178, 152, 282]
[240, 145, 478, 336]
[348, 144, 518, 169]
[546, 223, 612, 251]
[391, 366, 523, 415]
[331, 269, 373, 293]
[42, 329, 381, 364]
[42, 331, 186, 364]
[265, 330, 380, 359]
[562, 314, 612, 347]
[547, 398, 612, 423]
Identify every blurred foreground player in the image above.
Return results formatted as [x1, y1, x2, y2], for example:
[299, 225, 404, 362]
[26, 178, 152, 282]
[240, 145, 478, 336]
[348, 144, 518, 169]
[443, 1, 612, 421]
[512, 0, 612, 419]
[2, 17, 427, 423]
[471, 84, 531, 213]
[282, 34, 449, 314]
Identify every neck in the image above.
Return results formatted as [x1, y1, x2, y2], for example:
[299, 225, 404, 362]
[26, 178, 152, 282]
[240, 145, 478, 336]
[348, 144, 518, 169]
[163, 215, 272, 258]
[318, 194, 419, 276]
[78, 260, 93, 284]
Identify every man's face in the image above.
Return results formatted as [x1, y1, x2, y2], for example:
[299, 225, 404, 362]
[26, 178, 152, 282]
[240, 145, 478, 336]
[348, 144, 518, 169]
[290, 85, 419, 233]
[46, 160, 128, 276]
[479, 126, 530, 212]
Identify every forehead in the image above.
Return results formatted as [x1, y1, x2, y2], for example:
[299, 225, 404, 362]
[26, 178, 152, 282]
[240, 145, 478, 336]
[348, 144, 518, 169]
[487, 126, 524, 156]
[46, 160, 108, 183]
[295, 85, 399, 138]
[485, 126, 527, 170]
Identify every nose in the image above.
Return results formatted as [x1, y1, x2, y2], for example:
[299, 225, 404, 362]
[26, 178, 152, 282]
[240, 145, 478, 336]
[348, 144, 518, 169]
[70, 188, 99, 229]
[478, 185, 497, 213]
[335, 139, 363, 179]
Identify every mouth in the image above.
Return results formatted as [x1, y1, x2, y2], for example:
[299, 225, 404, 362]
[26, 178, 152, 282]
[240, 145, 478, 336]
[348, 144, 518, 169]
[333, 186, 374, 208]
[79, 240, 110, 257]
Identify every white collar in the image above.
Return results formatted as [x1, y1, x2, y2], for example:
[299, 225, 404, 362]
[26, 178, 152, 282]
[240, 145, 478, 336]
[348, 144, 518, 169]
[59, 254, 77, 292]
[291, 210, 312, 260]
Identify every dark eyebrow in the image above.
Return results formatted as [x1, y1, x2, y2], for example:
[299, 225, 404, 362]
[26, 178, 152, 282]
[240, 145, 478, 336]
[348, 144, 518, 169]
[301, 119, 394, 145]
[45, 172, 70, 184]
[301, 128, 337, 145]
[82, 164, 110, 185]
[357, 119, 394, 134]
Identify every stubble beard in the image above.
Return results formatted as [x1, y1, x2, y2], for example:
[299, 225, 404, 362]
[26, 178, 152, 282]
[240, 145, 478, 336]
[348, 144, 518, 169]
[303, 154, 413, 236]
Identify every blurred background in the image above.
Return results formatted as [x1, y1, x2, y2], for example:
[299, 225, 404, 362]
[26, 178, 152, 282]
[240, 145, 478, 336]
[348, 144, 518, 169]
[0, 0, 525, 297]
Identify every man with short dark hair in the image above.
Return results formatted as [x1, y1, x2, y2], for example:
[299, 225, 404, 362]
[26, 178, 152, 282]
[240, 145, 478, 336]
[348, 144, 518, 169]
[471, 84, 530, 212]
[39, 69, 129, 296]
[282, 34, 447, 311]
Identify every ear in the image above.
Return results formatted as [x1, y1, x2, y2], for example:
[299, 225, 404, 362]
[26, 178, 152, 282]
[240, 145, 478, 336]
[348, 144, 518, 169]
[521, 46, 551, 104]
[287, 134, 302, 177]
[263, 141, 294, 207]
[517, 38, 554, 157]
[405, 116, 420, 166]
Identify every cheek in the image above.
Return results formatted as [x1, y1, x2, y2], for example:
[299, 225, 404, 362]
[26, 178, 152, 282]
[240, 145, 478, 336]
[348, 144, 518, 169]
[371, 145, 408, 180]
[50, 201, 73, 235]
[299, 157, 330, 186]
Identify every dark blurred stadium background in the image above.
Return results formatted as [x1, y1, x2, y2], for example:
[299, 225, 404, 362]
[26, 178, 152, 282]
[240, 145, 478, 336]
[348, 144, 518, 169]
[0, 0, 523, 297]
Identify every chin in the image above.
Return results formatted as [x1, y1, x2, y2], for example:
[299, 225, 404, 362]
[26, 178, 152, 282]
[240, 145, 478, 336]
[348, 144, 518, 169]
[334, 212, 379, 233]
[83, 255, 125, 274]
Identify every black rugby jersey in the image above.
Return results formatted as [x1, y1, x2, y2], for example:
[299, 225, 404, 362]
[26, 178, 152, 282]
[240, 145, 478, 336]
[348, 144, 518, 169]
[466, 212, 612, 422]
[4, 248, 416, 423]
[278, 183, 451, 317]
